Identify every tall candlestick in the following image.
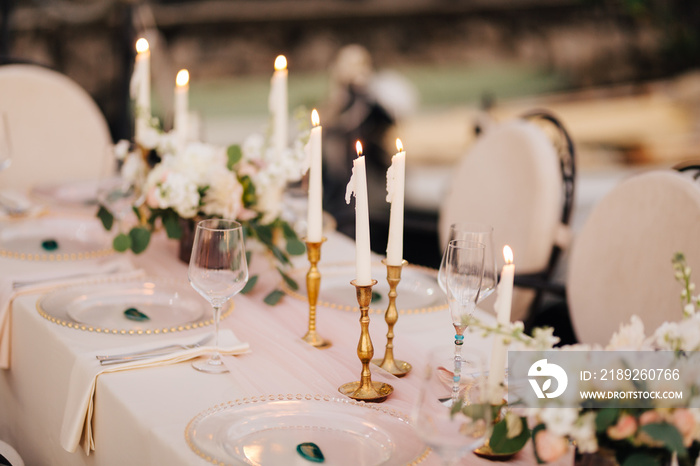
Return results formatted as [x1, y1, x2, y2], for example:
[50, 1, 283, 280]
[307, 109, 323, 242]
[487, 245, 515, 404]
[386, 138, 406, 266]
[174, 69, 189, 151]
[132, 38, 151, 144]
[269, 55, 288, 160]
[345, 141, 372, 286]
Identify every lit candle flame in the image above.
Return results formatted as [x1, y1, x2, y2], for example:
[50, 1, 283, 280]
[135, 38, 149, 54]
[355, 141, 363, 157]
[176, 69, 189, 87]
[311, 109, 320, 127]
[274, 55, 287, 71]
[503, 245, 514, 264]
[396, 138, 403, 152]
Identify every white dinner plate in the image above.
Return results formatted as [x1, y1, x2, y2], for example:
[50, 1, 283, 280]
[37, 278, 219, 335]
[185, 395, 429, 466]
[0, 215, 113, 260]
[282, 262, 446, 315]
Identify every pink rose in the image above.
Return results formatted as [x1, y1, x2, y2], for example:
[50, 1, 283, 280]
[672, 409, 696, 446]
[639, 410, 663, 426]
[607, 414, 637, 440]
[535, 429, 568, 463]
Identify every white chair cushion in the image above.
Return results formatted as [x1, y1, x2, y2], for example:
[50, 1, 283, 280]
[0, 64, 112, 191]
[567, 170, 700, 345]
[438, 119, 564, 320]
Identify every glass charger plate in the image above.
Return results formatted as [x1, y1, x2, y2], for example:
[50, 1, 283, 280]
[36, 277, 229, 335]
[0, 215, 113, 260]
[185, 395, 429, 466]
[31, 179, 100, 206]
[282, 262, 446, 315]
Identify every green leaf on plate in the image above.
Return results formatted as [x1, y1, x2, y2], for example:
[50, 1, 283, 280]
[241, 275, 258, 294]
[129, 227, 151, 254]
[41, 239, 59, 251]
[278, 268, 299, 291]
[371, 291, 382, 303]
[97, 204, 114, 231]
[264, 289, 285, 306]
[124, 307, 150, 321]
[296, 442, 324, 463]
[113, 233, 131, 252]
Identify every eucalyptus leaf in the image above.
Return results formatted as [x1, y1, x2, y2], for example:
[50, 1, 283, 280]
[595, 408, 620, 433]
[227, 144, 242, 169]
[271, 244, 291, 266]
[245, 250, 252, 266]
[163, 210, 183, 239]
[113, 233, 131, 252]
[640, 423, 687, 457]
[241, 275, 258, 294]
[488, 417, 530, 455]
[264, 289, 285, 306]
[129, 227, 151, 254]
[281, 221, 297, 240]
[621, 454, 661, 466]
[97, 205, 114, 231]
[278, 268, 299, 291]
[123, 307, 149, 322]
[286, 238, 306, 256]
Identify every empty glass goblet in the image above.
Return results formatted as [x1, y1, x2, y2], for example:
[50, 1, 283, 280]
[412, 344, 492, 465]
[188, 219, 248, 374]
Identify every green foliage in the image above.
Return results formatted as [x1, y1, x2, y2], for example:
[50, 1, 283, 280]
[97, 205, 114, 231]
[128, 227, 151, 254]
[640, 423, 687, 457]
[596, 408, 620, 433]
[162, 209, 183, 239]
[226, 144, 242, 169]
[278, 268, 299, 291]
[489, 416, 531, 455]
[264, 289, 285, 306]
[113, 233, 131, 252]
[241, 275, 258, 295]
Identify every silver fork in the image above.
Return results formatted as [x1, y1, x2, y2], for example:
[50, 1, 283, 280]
[96, 333, 213, 365]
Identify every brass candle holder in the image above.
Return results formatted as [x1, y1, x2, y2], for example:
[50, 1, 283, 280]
[339, 279, 393, 403]
[473, 400, 515, 460]
[301, 238, 331, 349]
[372, 259, 412, 377]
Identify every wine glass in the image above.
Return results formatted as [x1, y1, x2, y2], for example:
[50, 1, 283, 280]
[0, 112, 12, 172]
[188, 219, 248, 374]
[97, 176, 138, 229]
[438, 223, 497, 301]
[445, 239, 485, 402]
[412, 345, 492, 465]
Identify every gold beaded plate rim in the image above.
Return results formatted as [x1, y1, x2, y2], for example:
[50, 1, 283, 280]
[281, 261, 448, 315]
[0, 214, 114, 261]
[36, 276, 234, 335]
[184, 393, 431, 466]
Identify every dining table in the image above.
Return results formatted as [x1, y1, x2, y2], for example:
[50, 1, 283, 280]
[0, 202, 570, 466]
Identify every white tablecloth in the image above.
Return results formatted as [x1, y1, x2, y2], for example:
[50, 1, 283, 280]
[0, 223, 567, 465]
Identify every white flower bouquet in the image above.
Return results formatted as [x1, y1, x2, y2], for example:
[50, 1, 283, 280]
[97, 112, 312, 304]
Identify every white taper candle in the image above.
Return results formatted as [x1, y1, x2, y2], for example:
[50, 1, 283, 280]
[346, 141, 372, 286]
[307, 109, 323, 242]
[386, 138, 406, 266]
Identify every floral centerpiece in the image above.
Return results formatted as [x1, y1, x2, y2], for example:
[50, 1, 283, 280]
[457, 253, 700, 466]
[97, 110, 312, 304]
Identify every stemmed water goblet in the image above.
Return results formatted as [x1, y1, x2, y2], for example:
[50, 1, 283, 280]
[438, 222, 496, 301]
[188, 219, 249, 374]
[412, 344, 492, 465]
[443, 240, 485, 402]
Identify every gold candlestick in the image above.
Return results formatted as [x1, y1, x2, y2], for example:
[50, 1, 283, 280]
[301, 238, 331, 349]
[372, 259, 412, 377]
[339, 279, 393, 403]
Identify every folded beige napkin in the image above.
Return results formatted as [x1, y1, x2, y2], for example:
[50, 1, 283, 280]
[60, 329, 250, 455]
[0, 262, 141, 369]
